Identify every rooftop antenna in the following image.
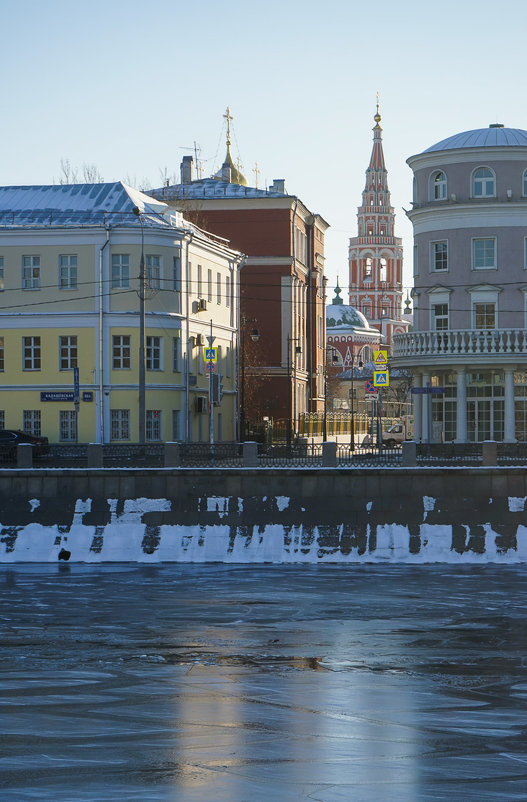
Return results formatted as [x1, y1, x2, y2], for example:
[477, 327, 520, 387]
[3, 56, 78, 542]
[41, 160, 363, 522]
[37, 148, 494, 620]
[179, 141, 203, 179]
[253, 161, 260, 189]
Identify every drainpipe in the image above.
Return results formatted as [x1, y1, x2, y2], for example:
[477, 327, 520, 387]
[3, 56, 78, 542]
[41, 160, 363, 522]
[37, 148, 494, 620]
[98, 227, 110, 442]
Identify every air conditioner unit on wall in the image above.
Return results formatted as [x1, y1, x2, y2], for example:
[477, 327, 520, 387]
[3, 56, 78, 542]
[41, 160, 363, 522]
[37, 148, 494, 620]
[195, 395, 208, 413]
[198, 298, 207, 312]
[194, 333, 204, 347]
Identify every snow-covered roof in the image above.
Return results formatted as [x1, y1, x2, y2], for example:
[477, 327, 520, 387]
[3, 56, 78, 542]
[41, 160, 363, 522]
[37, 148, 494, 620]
[0, 182, 171, 228]
[424, 126, 527, 153]
[150, 177, 290, 201]
[326, 303, 378, 334]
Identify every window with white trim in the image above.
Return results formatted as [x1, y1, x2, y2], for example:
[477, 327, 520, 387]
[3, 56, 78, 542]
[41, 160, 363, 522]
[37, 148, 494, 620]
[431, 241, 448, 271]
[433, 303, 449, 331]
[146, 255, 161, 289]
[225, 275, 230, 307]
[364, 257, 372, 278]
[112, 335, 131, 369]
[146, 336, 162, 370]
[197, 264, 203, 297]
[60, 410, 77, 441]
[473, 238, 496, 270]
[173, 251, 181, 312]
[207, 269, 212, 302]
[59, 254, 77, 289]
[216, 272, 221, 303]
[111, 254, 130, 288]
[59, 335, 77, 370]
[474, 302, 496, 329]
[23, 410, 41, 436]
[23, 336, 40, 370]
[111, 409, 130, 440]
[22, 256, 40, 289]
[430, 170, 447, 200]
[379, 257, 387, 282]
[146, 410, 161, 441]
[472, 167, 495, 197]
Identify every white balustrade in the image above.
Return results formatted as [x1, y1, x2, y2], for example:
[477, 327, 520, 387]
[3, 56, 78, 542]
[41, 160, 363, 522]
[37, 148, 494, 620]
[393, 329, 527, 359]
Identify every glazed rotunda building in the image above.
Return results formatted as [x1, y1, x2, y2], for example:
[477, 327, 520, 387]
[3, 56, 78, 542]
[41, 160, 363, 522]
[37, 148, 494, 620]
[391, 124, 527, 443]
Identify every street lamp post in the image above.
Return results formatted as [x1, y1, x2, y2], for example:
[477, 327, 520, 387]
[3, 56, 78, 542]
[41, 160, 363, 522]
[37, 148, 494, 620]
[349, 350, 363, 451]
[133, 207, 146, 444]
[287, 336, 301, 447]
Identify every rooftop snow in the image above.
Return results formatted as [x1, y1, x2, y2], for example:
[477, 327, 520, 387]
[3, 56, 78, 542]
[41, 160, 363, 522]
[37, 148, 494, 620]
[150, 178, 290, 201]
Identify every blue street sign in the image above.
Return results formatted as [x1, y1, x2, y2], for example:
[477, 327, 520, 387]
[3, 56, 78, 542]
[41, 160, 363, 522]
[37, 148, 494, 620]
[73, 366, 80, 404]
[411, 387, 445, 394]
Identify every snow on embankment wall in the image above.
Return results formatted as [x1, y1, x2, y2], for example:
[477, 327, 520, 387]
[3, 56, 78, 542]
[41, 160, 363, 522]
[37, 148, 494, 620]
[1, 467, 527, 563]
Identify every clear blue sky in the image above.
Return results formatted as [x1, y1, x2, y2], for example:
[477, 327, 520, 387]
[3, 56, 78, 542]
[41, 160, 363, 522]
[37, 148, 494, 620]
[3, 0, 526, 298]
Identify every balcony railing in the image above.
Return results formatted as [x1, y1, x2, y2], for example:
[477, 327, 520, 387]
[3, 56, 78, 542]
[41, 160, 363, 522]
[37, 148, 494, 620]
[393, 328, 527, 359]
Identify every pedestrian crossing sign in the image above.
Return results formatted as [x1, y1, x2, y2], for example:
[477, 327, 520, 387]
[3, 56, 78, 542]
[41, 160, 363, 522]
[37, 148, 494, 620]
[374, 350, 388, 367]
[204, 347, 217, 363]
[373, 370, 389, 387]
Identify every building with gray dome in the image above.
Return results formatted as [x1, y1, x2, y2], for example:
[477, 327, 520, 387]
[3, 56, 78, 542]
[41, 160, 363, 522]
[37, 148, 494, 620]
[326, 282, 380, 370]
[392, 124, 527, 443]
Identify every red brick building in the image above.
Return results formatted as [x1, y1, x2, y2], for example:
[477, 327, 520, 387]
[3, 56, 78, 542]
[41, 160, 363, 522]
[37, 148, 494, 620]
[150, 147, 329, 440]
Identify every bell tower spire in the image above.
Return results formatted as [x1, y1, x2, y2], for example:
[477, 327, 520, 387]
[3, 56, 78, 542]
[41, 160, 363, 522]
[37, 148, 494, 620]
[347, 104, 408, 350]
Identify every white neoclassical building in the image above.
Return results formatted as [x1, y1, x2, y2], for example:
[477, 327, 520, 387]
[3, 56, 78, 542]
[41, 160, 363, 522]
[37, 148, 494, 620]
[392, 124, 527, 443]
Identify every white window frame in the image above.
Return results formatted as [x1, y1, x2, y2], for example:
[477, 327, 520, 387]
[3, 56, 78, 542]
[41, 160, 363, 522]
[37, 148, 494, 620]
[59, 410, 77, 441]
[59, 254, 77, 290]
[146, 255, 161, 289]
[470, 286, 500, 330]
[431, 240, 448, 272]
[364, 256, 372, 279]
[111, 254, 130, 288]
[172, 337, 182, 372]
[23, 410, 41, 436]
[146, 410, 162, 441]
[111, 409, 130, 440]
[112, 335, 131, 369]
[216, 272, 221, 304]
[23, 336, 41, 370]
[473, 302, 496, 330]
[471, 166, 496, 198]
[430, 170, 447, 201]
[472, 237, 496, 270]
[146, 335, 162, 371]
[59, 335, 78, 370]
[432, 303, 449, 331]
[22, 255, 40, 290]
[173, 251, 182, 312]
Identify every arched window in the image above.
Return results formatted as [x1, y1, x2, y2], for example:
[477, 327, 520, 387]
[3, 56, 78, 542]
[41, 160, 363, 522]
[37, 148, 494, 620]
[472, 167, 495, 197]
[430, 170, 447, 201]
[364, 257, 372, 278]
[523, 168, 527, 196]
[360, 345, 374, 364]
[380, 257, 387, 283]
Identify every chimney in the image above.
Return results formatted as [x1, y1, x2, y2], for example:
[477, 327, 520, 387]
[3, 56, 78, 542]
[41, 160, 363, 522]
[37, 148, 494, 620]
[180, 156, 193, 184]
[270, 178, 285, 194]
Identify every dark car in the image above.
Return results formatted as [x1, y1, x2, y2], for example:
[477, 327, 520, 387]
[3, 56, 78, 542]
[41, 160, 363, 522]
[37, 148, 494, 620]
[0, 429, 50, 458]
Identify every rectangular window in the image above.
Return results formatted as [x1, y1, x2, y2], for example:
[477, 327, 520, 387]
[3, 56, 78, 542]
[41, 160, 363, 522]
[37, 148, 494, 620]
[59, 254, 77, 289]
[433, 303, 449, 331]
[112, 335, 131, 369]
[146, 255, 161, 289]
[146, 336, 162, 370]
[0, 337, 4, 372]
[146, 410, 161, 441]
[207, 269, 212, 302]
[111, 254, 130, 288]
[59, 335, 77, 370]
[473, 238, 496, 270]
[0, 411, 5, 430]
[23, 336, 41, 370]
[172, 409, 181, 440]
[111, 409, 130, 440]
[474, 302, 496, 329]
[173, 251, 182, 312]
[59, 410, 77, 441]
[22, 256, 40, 289]
[432, 241, 448, 271]
[23, 410, 41, 436]
[225, 275, 230, 307]
[0, 256, 4, 291]
[216, 272, 221, 303]
[172, 337, 181, 372]
[197, 264, 203, 297]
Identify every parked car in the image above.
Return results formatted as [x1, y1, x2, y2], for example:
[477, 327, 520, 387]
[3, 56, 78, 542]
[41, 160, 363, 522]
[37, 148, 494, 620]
[0, 429, 50, 458]
[382, 416, 414, 448]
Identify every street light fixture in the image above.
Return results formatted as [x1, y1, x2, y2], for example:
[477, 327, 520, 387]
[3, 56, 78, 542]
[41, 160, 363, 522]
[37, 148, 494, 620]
[287, 336, 301, 447]
[240, 317, 259, 441]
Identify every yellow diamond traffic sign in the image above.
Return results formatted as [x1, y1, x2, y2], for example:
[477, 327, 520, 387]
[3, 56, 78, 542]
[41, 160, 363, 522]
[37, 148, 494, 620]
[373, 370, 389, 387]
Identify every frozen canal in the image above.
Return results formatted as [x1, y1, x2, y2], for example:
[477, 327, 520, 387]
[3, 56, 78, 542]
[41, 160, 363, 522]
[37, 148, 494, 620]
[2, 564, 527, 801]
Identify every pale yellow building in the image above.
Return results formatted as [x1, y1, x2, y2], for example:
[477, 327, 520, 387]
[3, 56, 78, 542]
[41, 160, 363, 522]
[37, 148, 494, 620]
[0, 182, 243, 443]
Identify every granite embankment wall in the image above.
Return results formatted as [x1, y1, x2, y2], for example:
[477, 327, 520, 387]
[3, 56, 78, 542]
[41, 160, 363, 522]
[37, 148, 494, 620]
[1, 467, 527, 563]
